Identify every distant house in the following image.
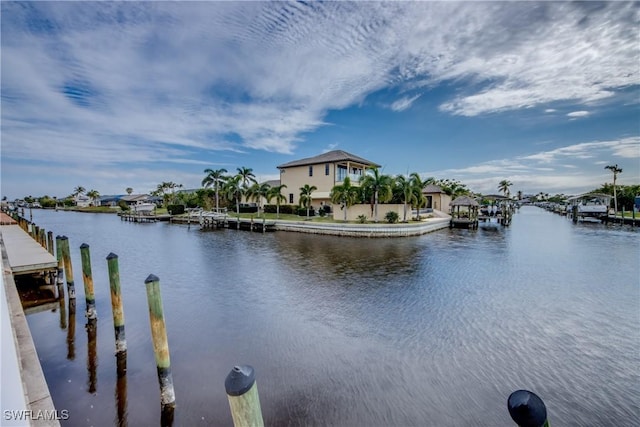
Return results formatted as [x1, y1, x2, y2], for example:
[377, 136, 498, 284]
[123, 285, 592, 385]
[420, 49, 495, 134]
[277, 150, 380, 207]
[422, 184, 451, 212]
[99, 195, 122, 207]
[74, 194, 91, 207]
[120, 194, 152, 207]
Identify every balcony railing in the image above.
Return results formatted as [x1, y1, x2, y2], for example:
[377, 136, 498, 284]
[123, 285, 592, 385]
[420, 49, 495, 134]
[337, 173, 364, 183]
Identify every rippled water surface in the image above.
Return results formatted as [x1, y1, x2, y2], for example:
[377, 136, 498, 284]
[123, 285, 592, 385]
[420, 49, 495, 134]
[25, 207, 639, 426]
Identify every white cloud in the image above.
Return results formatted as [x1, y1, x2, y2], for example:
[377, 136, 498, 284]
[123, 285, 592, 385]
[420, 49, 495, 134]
[567, 111, 590, 118]
[1, 2, 638, 197]
[390, 94, 421, 112]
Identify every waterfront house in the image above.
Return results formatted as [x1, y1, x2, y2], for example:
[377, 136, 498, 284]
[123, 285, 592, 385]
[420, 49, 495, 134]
[277, 150, 381, 207]
[120, 194, 152, 207]
[74, 194, 91, 207]
[422, 184, 451, 213]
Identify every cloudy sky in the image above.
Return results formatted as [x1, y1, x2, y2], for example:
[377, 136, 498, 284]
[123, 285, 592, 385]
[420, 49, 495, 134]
[2, 1, 638, 199]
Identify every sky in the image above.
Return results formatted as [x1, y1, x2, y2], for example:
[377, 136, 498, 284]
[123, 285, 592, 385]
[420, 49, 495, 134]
[1, 1, 639, 200]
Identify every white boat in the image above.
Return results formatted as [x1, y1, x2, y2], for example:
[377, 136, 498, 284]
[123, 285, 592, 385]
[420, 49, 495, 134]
[567, 193, 611, 220]
[132, 202, 156, 214]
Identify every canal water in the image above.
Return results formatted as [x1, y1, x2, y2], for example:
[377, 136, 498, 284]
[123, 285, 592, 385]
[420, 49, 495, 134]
[25, 206, 639, 426]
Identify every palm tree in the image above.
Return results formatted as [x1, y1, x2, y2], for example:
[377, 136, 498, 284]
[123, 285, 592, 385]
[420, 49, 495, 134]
[605, 164, 623, 215]
[299, 184, 317, 219]
[410, 172, 430, 220]
[126, 187, 133, 195]
[86, 190, 100, 207]
[202, 168, 228, 212]
[266, 184, 287, 219]
[236, 167, 257, 189]
[395, 175, 417, 222]
[498, 180, 513, 197]
[246, 182, 271, 217]
[360, 168, 393, 223]
[223, 175, 244, 216]
[330, 177, 359, 222]
[73, 186, 86, 197]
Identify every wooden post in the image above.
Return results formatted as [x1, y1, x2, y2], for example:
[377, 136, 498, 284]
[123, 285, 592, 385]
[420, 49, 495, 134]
[80, 243, 97, 319]
[225, 365, 264, 427]
[47, 231, 54, 255]
[60, 236, 76, 299]
[55, 236, 66, 329]
[143, 274, 176, 409]
[106, 253, 127, 353]
[508, 390, 549, 427]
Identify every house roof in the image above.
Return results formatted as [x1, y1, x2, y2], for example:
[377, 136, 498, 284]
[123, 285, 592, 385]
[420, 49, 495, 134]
[263, 179, 281, 187]
[450, 195, 479, 207]
[120, 194, 149, 202]
[422, 184, 444, 194]
[277, 150, 380, 169]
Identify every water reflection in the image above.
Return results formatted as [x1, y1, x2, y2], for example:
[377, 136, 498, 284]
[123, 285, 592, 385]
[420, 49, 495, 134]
[57, 283, 66, 330]
[86, 318, 97, 393]
[66, 298, 75, 360]
[115, 352, 128, 427]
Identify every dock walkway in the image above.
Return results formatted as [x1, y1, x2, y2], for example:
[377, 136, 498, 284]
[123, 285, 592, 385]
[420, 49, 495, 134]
[1, 213, 60, 426]
[0, 224, 57, 275]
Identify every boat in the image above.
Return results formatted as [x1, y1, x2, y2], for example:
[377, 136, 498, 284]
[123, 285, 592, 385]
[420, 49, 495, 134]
[567, 193, 611, 222]
[131, 202, 156, 214]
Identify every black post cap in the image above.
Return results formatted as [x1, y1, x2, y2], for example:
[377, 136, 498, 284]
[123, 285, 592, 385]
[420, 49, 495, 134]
[225, 365, 256, 396]
[508, 389, 548, 427]
[80, 243, 89, 249]
[145, 274, 159, 284]
[106, 252, 118, 260]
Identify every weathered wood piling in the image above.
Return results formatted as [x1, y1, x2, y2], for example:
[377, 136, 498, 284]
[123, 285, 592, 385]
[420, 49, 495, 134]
[106, 253, 127, 353]
[143, 274, 176, 410]
[508, 390, 549, 427]
[60, 236, 76, 299]
[225, 365, 264, 427]
[80, 243, 97, 319]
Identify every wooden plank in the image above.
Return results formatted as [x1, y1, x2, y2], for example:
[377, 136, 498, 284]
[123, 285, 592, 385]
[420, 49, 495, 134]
[0, 225, 58, 275]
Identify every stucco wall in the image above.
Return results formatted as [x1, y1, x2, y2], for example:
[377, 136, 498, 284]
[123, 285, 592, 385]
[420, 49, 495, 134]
[332, 203, 407, 222]
[279, 164, 337, 205]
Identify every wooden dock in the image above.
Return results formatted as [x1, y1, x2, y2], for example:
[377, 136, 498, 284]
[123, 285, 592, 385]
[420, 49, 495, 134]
[0, 222, 58, 275]
[119, 212, 171, 223]
[198, 212, 276, 232]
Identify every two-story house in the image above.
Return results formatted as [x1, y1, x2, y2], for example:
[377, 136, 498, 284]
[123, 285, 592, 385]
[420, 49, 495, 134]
[277, 150, 380, 207]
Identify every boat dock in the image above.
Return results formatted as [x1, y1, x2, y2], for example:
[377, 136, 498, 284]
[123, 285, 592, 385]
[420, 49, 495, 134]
[1, 218, 57, 276]
[1, 212, 60, 426]
[118, 212, 171, 223]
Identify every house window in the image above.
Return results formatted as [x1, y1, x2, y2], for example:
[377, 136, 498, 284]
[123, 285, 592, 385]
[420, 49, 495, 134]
[289, 193, 294, 204]
[309, 166, 313, 177]
[325, 163, 330, 175]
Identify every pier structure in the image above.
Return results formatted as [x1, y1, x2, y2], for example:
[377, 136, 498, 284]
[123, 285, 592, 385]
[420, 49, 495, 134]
[1, 212, 60, 425]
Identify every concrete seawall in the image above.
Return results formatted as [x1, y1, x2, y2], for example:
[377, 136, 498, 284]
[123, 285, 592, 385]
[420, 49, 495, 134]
[274, 217, 451, 237]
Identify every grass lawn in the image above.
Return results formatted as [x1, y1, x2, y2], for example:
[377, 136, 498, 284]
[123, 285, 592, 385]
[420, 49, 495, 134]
[229, 212, 427, 224]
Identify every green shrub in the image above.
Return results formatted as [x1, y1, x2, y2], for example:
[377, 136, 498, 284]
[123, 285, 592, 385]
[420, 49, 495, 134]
[384, 211, 399, 223]
[297, 207, 315, 216]
[357, 214, 367, 223]
[167, 204, 185, 215]
[118, 200, 130, 211]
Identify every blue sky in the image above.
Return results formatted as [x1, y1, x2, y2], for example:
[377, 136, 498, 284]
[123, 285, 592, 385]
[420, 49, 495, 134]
[1, 1, 638, 200]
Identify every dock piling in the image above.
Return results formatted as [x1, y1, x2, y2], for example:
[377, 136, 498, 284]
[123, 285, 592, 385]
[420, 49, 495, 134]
[143, 274, 176, 409]
[508, 390, 549, 427]
[60, 236, 76, 299]
[80, 243, 97, 319]
[106, 253, 127, 353]
[225, 365, 264, 427]
[47, 231, 54, 255]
